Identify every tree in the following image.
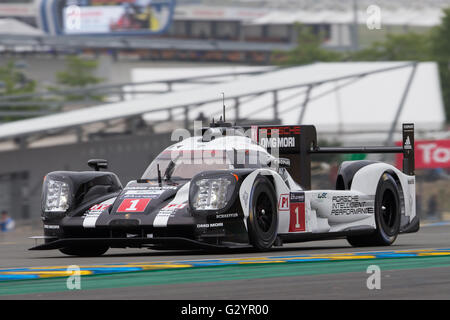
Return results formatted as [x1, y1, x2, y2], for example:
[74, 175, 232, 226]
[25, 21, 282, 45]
[430, 8, 450, 123]
[0, 60, 39, 122]
[276, 9, 450, 123]
[348, 8, 450, 122]
[0, 60, 36, 96]
[273, 25, 342, 65]
[350, 32, 432, 62]
[54, 55, 104, 101]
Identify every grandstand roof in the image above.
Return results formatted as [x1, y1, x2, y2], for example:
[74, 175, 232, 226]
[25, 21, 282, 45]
[0, 18, 43, 35]
[248, 8, 445, 26]
[178, 1, 449, 26]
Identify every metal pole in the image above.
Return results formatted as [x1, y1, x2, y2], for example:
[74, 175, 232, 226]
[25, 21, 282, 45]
[273, 90, 279, 121]
[352, 0, 359, 51]
[385, 63, 418, 146]
[184, 106, 189, 129]
[298, 85, 313, 124]
[234, 97, 240, 122]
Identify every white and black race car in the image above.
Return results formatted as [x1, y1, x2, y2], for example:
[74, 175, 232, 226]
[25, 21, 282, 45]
[31, 121, 418, 256]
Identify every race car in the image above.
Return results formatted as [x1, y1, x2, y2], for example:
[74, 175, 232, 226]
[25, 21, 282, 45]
[30, 121, 418, 256]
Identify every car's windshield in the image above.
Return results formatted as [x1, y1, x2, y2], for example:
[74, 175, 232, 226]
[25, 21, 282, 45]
[141, 149, 271, 181]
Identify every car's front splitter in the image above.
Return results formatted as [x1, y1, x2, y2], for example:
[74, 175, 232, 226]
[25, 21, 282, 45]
[29, 236, 251, 251]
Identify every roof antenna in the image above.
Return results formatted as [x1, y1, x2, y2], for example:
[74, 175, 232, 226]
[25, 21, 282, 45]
[221, 92, 226, 122]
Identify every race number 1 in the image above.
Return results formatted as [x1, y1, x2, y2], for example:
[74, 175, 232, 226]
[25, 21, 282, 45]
[289, 192, 305, 232]
[117, 198, 151, 213]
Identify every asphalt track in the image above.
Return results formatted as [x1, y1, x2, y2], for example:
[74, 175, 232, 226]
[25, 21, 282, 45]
[1, 222, 450, 299]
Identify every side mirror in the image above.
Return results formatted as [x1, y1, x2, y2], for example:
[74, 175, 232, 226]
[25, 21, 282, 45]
[88, 159, 108, 171]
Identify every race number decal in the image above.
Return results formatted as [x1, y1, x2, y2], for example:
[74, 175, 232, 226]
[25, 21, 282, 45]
[289, 192, 305, 232]
[117, 198, 151, 213]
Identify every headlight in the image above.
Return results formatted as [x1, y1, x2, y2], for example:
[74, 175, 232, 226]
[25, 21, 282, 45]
[44, 179, 70, 212]
[191, 176, 234, 211]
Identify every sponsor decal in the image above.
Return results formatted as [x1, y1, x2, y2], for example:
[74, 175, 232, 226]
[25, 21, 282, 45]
[125, 186, 177, 190]
[256, 126, 301, 153]
[396, 139, 450, 169]
[125, 189, 163, 196]
[44, 224, 60, 229]
[408, 179, 415, 185]
[404, 136, 412, 150]
[316, 192, 327, 203]
[161, 203, 187, 210]
[83, 198, 115, 228]
[289, 192, 305, 232]
[260, 137, 295, 149]
[196, 223, 224, 229]
[216, 213, 239, 219]
[86, 203, 111, 214]
[278, 194, 289, 211]
[259, 126, 301, 136]
[153, 211, 172, 225]
[277, 158, 291, 167]
[117, 198, 151, 213]
[123, 186, 177, 198]
[331, 195, 374, 216]
[153, 203, 186, 227]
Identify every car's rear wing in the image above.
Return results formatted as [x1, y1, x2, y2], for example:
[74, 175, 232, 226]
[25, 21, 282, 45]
[251, 123, 415, 190]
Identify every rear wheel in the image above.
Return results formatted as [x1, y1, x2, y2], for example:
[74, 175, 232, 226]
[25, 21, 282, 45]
[248, 176, 278, 251]
[347, 172, 401, 247]
[59, 246, 109, 257]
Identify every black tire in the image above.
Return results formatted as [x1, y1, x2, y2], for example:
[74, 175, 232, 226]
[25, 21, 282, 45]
[347, 172, 401, 247]
[59, 246, 109, 257]
[247, 175, 278, 250]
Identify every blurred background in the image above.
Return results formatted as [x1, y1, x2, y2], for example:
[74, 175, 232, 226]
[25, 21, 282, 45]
[0, 0, 448, 230]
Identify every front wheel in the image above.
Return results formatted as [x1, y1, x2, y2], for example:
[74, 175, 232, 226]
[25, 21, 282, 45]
[247, 176, 278, 251]
[347, 172, 401, 247]
[59, 246, 109, 257]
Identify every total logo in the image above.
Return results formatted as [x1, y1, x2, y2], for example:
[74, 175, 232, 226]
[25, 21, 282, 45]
[417, 143, 450, 164]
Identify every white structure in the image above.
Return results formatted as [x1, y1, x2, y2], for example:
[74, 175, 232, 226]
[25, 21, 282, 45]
[0, 62, 445, 146]
[0, 18, 43, 35]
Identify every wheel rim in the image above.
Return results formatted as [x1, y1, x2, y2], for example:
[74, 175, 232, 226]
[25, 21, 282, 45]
[381, 189, 397, 235]
[255, 193, 273, 233]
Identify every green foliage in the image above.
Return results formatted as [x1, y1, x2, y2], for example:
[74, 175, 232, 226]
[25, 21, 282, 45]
[349, 8, 450, 122]
[53, 55, 104, 101]
[0, 60, 36, 96]
[430, 8, 450, 123]
[0, 60, 42, 122]
[349, 32, 432, 61]
[274, 25, 342, 65]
